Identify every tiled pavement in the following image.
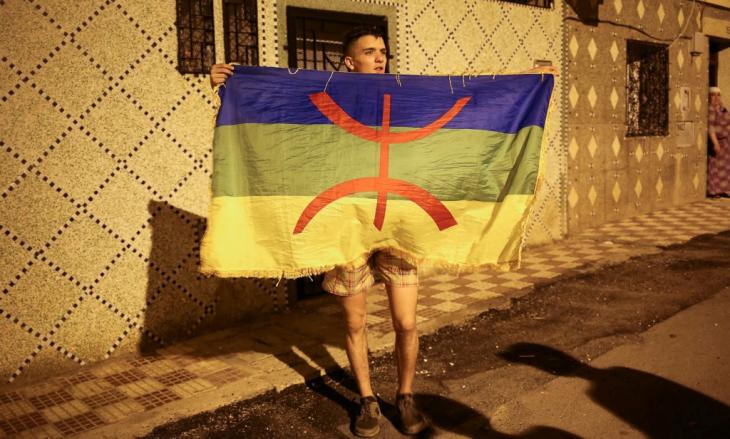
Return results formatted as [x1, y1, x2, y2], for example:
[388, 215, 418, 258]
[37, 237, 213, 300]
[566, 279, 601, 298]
[1, 198, 729, 438]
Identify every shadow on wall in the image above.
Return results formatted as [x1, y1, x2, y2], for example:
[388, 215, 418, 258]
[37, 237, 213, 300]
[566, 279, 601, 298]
[565, 0, 601, 24]
[138, 200, 345, 384]
[139, 200, 277, 353]
[498, 343, 730, 438]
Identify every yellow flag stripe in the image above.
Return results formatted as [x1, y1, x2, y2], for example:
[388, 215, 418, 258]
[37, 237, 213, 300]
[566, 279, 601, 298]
[200, 195, 534, 278]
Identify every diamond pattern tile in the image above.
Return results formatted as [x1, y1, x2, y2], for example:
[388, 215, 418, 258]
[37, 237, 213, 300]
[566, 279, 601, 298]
[142, 286, 204, 346]
[43, 214, 123, 286]
[125, 130, 194, 197]
[120, 48, 189, 118]
[73, 4, 150, 78]
[95, 250, 157, 319]
[160, 91, 216, 163]
[0, 83, 71, 162]
[31, 43, 108, 117]
[36, 129, 116, 202]
[0, 0, 65, 74]
[1, 262, 83, 335]
[0, 229, 32, 290]
[86, 171, 155, 243]
[0, 172, 76, 249]
[33, 0, 102, 32]
[48, 296, 130, 362]
[80, 88, 155, 158]
[117, 2, 176, 41]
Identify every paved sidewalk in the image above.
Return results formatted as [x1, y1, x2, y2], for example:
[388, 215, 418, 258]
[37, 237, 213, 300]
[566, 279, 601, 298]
[486, 286, 730, 438]
[0, 198, 729, 438]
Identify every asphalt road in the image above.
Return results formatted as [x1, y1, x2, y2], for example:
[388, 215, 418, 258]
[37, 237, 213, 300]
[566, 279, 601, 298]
[146, 229, 730, 438]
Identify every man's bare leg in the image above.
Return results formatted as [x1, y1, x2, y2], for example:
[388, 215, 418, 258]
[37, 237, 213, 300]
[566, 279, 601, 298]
[339, 290, 375, 397]
[386, 284, 419, 395]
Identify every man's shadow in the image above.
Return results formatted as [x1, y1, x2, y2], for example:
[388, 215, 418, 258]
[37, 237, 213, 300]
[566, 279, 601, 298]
[139, 200, 347, 391]
[498, 342, 730, 438]
[394, 394, 581, 439]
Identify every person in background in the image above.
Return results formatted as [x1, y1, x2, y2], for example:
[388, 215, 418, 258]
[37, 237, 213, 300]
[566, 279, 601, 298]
[708, 87, 730, 198]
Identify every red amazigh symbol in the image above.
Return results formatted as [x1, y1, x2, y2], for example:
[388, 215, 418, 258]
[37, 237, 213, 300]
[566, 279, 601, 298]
[293, 92, 471, 234]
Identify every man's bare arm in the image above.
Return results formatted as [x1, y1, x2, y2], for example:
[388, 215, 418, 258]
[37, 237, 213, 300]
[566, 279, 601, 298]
[710, 130, 722, 155]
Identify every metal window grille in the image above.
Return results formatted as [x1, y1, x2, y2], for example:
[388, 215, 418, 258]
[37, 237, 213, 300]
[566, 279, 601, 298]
[223, 0, 259, 66]
[286, 7, 388, 72]
[626, 40, 669, 137]
[500, 0, 554, 8]
[176, 0, 216, 74]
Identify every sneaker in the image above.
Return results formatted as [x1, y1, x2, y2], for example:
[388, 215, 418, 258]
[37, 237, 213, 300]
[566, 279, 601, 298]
[354, 396, 381, 437]
[396, 393, 428, 435]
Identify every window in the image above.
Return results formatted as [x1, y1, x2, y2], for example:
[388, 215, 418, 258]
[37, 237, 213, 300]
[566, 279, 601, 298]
[501, 0, 554, 8]
[176, 0, 216, 74]
[626, 40, 669, 137]
[176, 0, 259, 74]
[286, 7, 388, 71]
[223, 0, 258, 66]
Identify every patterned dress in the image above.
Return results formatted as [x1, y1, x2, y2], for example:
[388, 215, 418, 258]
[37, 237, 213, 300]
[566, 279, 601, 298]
[708, 105, 730, 196]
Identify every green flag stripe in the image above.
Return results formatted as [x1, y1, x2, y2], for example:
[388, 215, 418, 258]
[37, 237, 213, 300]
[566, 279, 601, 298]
[212, 123, 543, 202]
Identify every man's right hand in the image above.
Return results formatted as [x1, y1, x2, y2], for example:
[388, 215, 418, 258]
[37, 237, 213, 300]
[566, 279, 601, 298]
[210, 63, 234, 89]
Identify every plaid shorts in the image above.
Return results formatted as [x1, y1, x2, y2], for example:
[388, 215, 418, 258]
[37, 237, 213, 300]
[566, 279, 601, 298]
[322, 250, 419, 296]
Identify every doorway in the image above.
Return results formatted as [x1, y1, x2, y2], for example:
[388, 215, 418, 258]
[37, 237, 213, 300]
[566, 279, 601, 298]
[709, 37, 730, 90]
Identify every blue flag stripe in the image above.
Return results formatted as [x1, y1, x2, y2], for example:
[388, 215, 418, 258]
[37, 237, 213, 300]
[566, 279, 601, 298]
[215, 66, 553, 134]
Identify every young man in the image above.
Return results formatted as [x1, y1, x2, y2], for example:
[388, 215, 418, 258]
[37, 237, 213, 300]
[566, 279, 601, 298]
[210, 26, 428, 437]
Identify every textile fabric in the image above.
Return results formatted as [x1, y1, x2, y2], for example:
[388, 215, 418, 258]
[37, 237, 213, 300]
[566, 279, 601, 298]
[200, 66, 555, 278]
[322, 250, 418, 296]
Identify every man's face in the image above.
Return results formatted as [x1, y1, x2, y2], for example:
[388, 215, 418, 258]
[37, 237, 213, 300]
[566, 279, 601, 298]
[344, 35, 387, 74]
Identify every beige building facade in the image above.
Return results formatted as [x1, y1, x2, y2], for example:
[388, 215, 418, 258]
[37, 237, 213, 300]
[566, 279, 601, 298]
[565, 0, 730, 232]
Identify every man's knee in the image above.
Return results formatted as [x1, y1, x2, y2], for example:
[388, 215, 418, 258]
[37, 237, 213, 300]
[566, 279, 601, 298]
[393, 316, 417, 334]
[344, 309, 368, 334]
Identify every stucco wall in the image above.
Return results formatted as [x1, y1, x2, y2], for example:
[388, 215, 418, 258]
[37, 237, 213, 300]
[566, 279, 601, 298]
[0, 0, 565, 384]
[565, 0, 710, 233]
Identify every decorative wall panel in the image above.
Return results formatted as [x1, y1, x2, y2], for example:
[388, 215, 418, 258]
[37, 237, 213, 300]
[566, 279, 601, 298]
[565, 0, 712, 233]
[0, 0, 286, 385]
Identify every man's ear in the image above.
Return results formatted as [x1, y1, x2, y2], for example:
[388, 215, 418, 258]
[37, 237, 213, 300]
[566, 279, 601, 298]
[343, 55, 355, 72]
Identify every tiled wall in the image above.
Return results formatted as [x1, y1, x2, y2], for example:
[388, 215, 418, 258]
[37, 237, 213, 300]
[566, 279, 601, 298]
[565, 0, 710, 232]
[0, 0, 288, 385]
[0, 0, 565, 384]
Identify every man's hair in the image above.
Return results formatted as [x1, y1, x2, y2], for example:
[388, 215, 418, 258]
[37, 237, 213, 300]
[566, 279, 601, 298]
[342, 25, 388, 57]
